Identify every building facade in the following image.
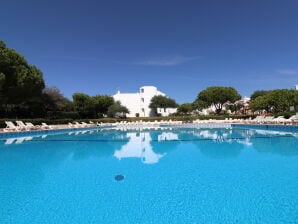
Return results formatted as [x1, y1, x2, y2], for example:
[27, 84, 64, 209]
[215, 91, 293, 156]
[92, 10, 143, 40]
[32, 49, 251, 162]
[156, 107, 178, 116]
[113, 86, 173, 117]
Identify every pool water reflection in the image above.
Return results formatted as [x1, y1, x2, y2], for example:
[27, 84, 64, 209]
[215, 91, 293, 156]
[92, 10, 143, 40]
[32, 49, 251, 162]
[0, 127, 297, 223]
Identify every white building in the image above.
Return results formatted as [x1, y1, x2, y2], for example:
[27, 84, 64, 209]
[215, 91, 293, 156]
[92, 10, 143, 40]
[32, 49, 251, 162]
[156, 108, 177, 116]
[197, 97, 250, 115]
[295, 85, 298, 90]
[113, 86, 174, 117]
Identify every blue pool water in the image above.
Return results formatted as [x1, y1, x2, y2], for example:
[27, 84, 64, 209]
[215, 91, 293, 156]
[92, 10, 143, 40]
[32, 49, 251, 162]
[0, 127, 297, 223]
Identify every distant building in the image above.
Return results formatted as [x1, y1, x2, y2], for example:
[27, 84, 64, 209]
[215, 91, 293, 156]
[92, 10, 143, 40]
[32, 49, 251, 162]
[113, 86, 176, 117]
[156, 107, 177, 116]
[197, 106, 216, 115]
[197, 97, 251, 115]
[295, 85, 298, 90]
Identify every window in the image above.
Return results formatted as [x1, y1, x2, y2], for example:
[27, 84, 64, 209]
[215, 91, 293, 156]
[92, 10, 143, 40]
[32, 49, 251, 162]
[141, 98, 144, 103]
[141, 88, 144, 93]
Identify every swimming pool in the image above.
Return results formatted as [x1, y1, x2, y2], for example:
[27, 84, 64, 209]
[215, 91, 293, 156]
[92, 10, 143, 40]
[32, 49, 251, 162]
[0, 127, 297, 223]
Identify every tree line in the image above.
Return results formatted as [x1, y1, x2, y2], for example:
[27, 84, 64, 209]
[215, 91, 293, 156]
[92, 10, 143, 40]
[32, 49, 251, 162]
[249, 89, 298, 114]
[1, 40, 297, 119]
[177, 86, 297, 116]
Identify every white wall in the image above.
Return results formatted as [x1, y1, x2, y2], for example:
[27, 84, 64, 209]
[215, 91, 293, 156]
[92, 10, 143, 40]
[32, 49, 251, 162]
[156, 108, 177, 116]
[139, 86, 165, 117]
[113, 92, 141, 117]
[113, 86, 166, 117]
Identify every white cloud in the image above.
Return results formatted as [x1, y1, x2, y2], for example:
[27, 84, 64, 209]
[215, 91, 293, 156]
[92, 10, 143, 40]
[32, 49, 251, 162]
[277, 69, 298, 75]
[132, 55, 199, 66]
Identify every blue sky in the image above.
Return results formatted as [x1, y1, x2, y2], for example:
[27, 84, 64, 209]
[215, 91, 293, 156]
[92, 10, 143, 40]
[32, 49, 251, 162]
[1, 0, 297, 103]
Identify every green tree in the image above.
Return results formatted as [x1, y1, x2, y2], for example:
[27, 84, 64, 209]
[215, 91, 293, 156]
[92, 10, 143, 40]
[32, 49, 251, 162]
[177, 103, 193, 114]
[0, 40, 45, 117]
[43, 87, 70, 110]
[249, 95, 270, 112]
[250, 89, 298, 113]
[43, 86, 74, 118]
[192, 99, 208, 111]
[0, 73, 5, 104]
[194, 86, 241, 114]
[250, 90, 269, 100]
[107, 101, 129, 118]
[93, 95, 114, 117]
[249, 89, 296, 114]
[73, 93, 95, 118]
[73, 93, 115, 118]
[268, 89, 297, 113]
[225, 103, 242, 114]
[149, 95, 178, 110]
[0, 40, 6, 49]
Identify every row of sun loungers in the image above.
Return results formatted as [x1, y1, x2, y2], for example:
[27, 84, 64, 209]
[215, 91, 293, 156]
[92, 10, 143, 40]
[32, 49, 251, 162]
[68, 121, 98, 128]
[2, 115, 298, 133]
[246, 115, 298, 124]
[3, 121, 97, 132]
[113, 120, 183, 127]
[3, 121, 52, 132]
[113, 115, 298, 126]
[191, 115, 298, 125]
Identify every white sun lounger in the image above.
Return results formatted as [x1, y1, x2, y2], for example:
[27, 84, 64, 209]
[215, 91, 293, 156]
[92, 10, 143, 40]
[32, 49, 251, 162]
[80, 122, 90, 127]
[16, 121, 32, 131]
[41, 123, 52, 129]
[75, 122, 84, 127]
[273, 116, 287, 124]
[25, 122, 39, 130]
[4, 121, 21, 132]
[287, 115, 298, 124]
[69, 122, 81, 128]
